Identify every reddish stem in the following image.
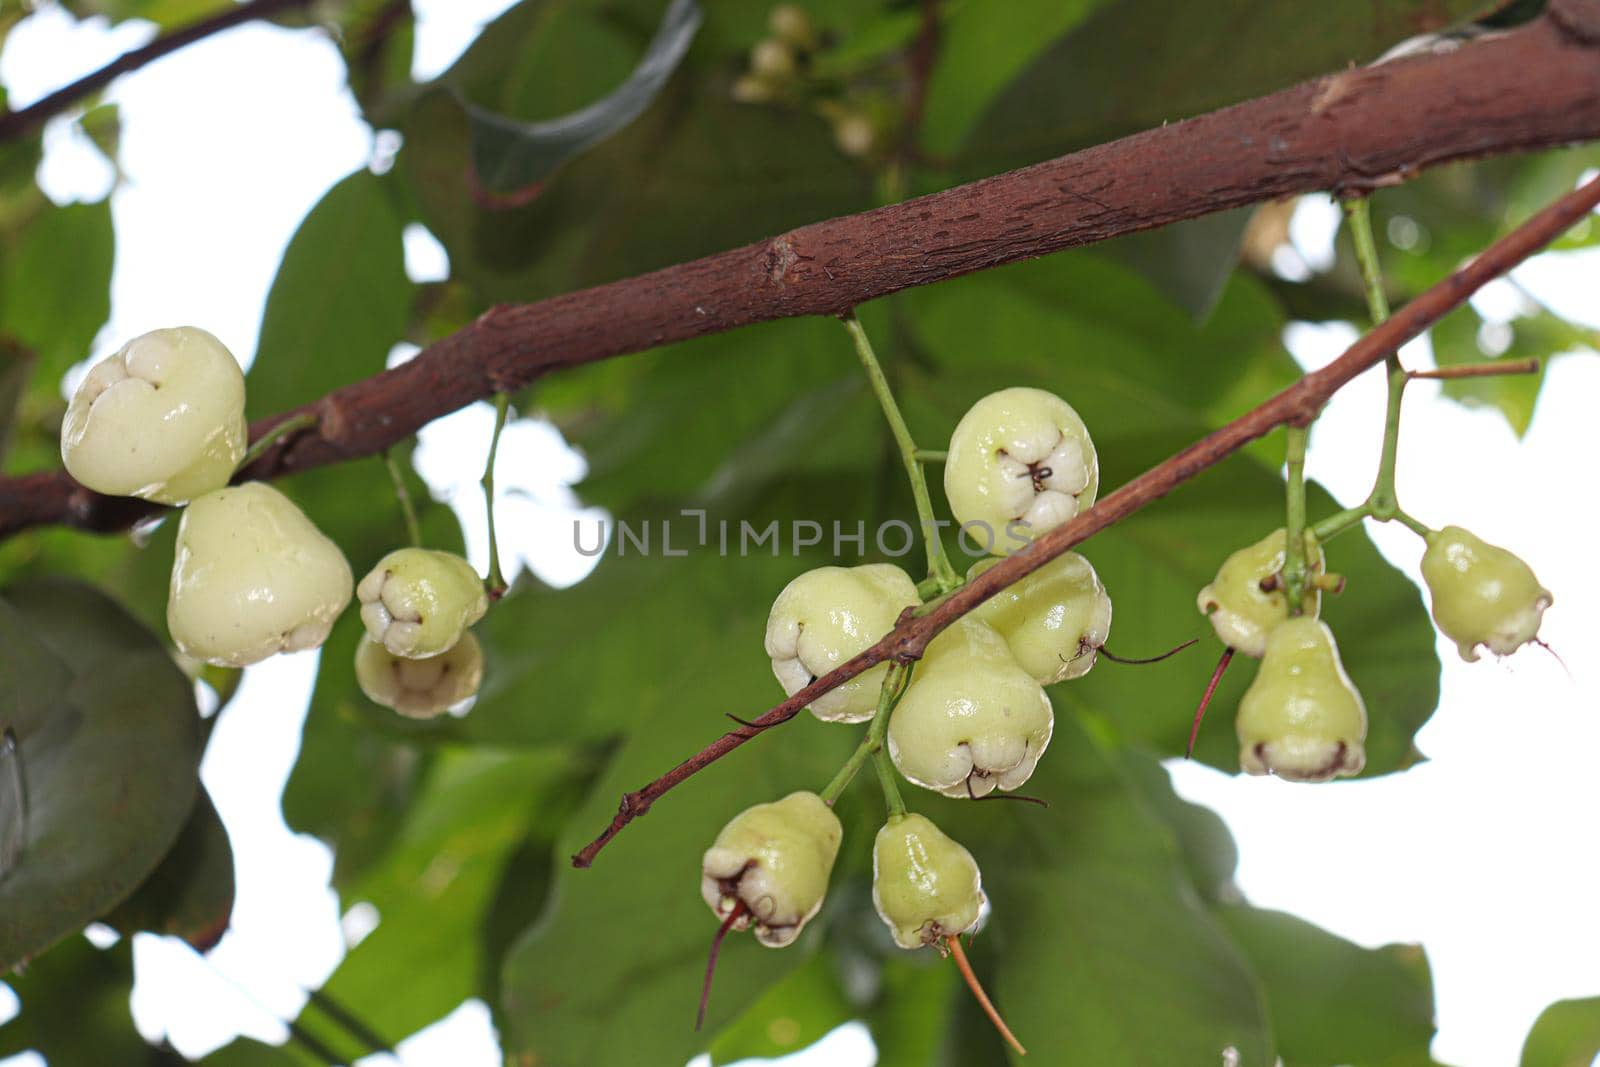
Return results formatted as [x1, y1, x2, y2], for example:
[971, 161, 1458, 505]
[947, 935, 1026, 1056]
[696, 898, 748, 1031]
[1188, 647, 1235, 758]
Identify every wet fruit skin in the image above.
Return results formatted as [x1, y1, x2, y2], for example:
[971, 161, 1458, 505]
[700, 791, 843, 948]
[1198, 527, 1326, 658]
[60, 326, 247, 505]
[167, 482, 353, 668]
[1235, 616, 1366, 782]
[872, 813, 986, 949]
[887, 618, 1053, 799]
[967, 551, 1112, 684]
[765, 564, 920, 723]
[1420, 525, 1552, 662]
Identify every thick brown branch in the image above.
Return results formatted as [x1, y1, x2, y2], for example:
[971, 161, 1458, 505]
[0, 0, 315, 144]
[4, 9, 1600, 538]
[570, 170, 1600, 869]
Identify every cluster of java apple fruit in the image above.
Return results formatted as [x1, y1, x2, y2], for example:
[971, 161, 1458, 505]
[704, 387, 1109, 956]
[59, 327, 490, 717]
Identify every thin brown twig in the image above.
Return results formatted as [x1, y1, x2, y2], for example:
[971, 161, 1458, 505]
[569, 170, 1600, 869]
[0, 0, 316, 144]
[4, 9, 1600, 539]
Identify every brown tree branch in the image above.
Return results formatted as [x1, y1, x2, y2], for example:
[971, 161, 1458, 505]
[0, 0, 316, 144]
[570, 169, 1600, 868]
[4, 8, 1600, 539]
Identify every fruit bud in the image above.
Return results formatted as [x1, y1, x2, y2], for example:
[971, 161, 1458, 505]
[700, 791, 842, 948]
[355, 631, 484, 718]
[872, 813, 986, 949]
[1236, 617, 1366, 782]
[1421, 525, 1552, 662]
[1197, 527, 1326, 657]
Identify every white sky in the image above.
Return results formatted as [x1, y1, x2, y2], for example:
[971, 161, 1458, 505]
[1, 5, 1597, 1066]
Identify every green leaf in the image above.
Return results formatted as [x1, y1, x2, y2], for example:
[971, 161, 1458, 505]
[708, 949, 852, 1064]
[1520, 996, 1600, 1067]
[0, 336, 33, 467]
[248, 169, 411, 419]
[1218, 906, 1438, 1067]
[0, 577, 201, 971]
[0, 199, 114, 396]
[462, 0, 702, 195]
[105, 786, 234, 952]
[1121, 750, 1240, 904]
[309, 745, 582, 1046]
[1431, 303, 1598, 436]
[0, 936, 184, 1063]
[943, 714, 1272, 1064]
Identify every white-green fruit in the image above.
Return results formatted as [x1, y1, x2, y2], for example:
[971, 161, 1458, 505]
[1197, 528, 1326, 658]
[887, 619, 1053, 798]
[60, 326, 247, 504]
[871, 813, 985, 949]
[700, 791, 842, 948]
[749, 38, 797, 79]
[765, 564, 920, 722]
[944, 387, 1099, 554]
[768, 4, 818, 50]
[355, 631, 483, 718]
[357, 548, 488, 659]
[1421, 526, 1552, 662]
[168, 482, 353, 667]
[967, 552, 1112, 684]
[1236, 617, 1366, 782]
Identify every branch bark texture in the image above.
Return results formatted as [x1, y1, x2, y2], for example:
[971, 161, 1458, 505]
[572, 167, 1600, 868]
[3, 8, 1600, 540]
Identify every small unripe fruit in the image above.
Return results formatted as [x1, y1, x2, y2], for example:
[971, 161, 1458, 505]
[1236, 617, 1366, 782]
[731, 74, 776, 103]
[765, 564, 920, 722]
[872, 813, 985, 949]
[700, 791, 842, 948]
[357, 548, 488, 659]
[967, 551, 1112, 684]
[167, 482, 353, 667]
[1421, 526, 1552, 662]
[768, 5, 818, 51]
[1197, 528, 1326, 658]
[888, 619, 1053, 798]
[60, 326, 246, 504]
[749, 38, 797, 80]
[355, 630, 483, 718]
[945, 387, 1099, 554]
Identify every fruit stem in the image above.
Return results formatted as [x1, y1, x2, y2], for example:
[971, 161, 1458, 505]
[914, 449, 948, 463]
[820, 663, 910, 806]
[946, 935, 1027, 1056]
[1187, 646, 1234, 758]
[1342, 197, 1411, 526]
[1311, 503, 1370, 543]
[381, 449, 423, 548]
[481, 392, 511, 597]
[239, 412, 317, 471]
[1282, 424, 1310, 610]
[841, 312, 962, 594]
[697, 898, 748, 1031]
[1409, 357, 1540, 380]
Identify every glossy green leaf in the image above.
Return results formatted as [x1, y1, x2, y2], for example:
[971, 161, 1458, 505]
[1121, 750, 1240, 903]
[248, 168, 411, 418]
[1219, 906, 1437, 1067]
[1431, 303, 1598, 436]
[0, 578, 200, 971]
[708, 949, 852, 1064]
[1520, 996, 1600, 1067]
[462, 0, 702, 195]
[105, 786, 234, 952]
